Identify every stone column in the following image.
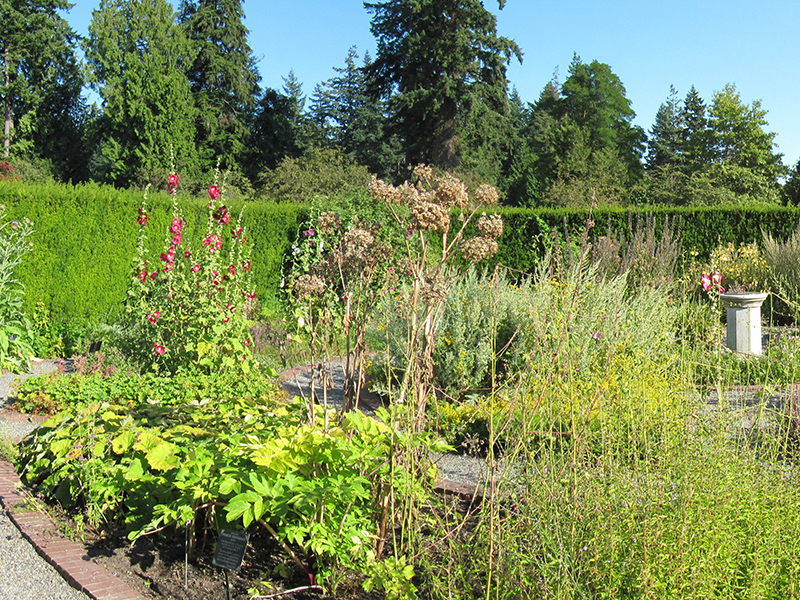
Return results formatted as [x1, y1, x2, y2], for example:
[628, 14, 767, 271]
[720, 292, 769, 355]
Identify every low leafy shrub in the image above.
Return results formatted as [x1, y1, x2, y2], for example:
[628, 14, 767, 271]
[12, 369, 280, 415]
[18, 390, 408, 590]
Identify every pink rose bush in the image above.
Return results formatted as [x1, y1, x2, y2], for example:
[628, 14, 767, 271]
[126, 177, 256, 375]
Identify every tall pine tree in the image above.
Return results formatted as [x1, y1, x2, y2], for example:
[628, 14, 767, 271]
[1, 0, 81, 161]
[365, 0, 521, 172]
[178, 0, 260, 173]
[309, 47, 401, 178]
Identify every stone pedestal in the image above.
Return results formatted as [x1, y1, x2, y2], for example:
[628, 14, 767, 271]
[720, 292, 769, 355]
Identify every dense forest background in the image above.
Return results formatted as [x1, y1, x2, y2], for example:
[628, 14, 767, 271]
[3, 0, 799, 207]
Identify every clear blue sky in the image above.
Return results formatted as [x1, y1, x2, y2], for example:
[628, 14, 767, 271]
[63, 0, 800, 168]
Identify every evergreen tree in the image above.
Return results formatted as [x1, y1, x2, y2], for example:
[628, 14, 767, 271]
[85, 0, 198, 187]
[248, 87, 300, 177]
[309, 47, 402, 178]
[365, 0, 521, 172]
[178, 0, 261, 173]
[560, 55, 645, 181]
[1, 0, 81, 160]
[646, 86, 682, 170]
[678, 85, 712, 173]
[705, 84, 786, 203]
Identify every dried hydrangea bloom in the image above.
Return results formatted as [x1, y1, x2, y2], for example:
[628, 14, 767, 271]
[460, 236, 498, 262]
[476, 213, 504, 239]
[413, 163, 434, 185]
[475, 184, 500, 206]
[317, 211, 342, 235]
[368, 175, 398, 204]
[435, 173, 468, 209]
[411, 200, 450, 234]
[294, 274, 326, 297]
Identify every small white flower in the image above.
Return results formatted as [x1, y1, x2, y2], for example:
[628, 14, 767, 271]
[297, 316, 305, 327]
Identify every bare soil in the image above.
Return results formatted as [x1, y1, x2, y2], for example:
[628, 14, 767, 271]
[78, 519, 383, 600]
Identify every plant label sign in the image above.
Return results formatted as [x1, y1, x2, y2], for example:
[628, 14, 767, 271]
[213, 529, 249, 572]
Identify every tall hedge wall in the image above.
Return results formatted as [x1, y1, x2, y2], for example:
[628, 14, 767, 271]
[0, 180, 306, 324]
[2, 178, 799, 325]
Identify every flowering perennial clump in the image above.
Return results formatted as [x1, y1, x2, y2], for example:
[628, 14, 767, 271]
[127, 174, 256, 374]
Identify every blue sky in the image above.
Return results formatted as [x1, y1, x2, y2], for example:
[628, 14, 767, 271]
[63, 0, 800, 167]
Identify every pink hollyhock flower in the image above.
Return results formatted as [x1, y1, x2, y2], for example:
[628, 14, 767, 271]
[232, 226, 242, 238]
[172, 232, 182, 245]
[170, 218, 182, 234]
[184, 250, 191, 258]
[700, 273, 712, 292]
[150, 272, 157, 281]
[166, 247, 175, 262]
[208, 185, 221, 201]
[192, 264, 200, 273]
[168, 173, 179, 187]
[138, 270, 147, 282]
[228, 265, 235, 276]
[242, 260, 251, 272]
[593, 331, 602, 340]
[137, 208, 148, 226]
[154, 342, 165, 355]
[160, 252, 168, 262]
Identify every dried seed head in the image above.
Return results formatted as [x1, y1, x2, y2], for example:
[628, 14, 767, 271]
[475, 184, 500, 206]
[368, 175, 398, 204]
[460, 236, 499, 263]
[420, 272, 447, 305]
[413, 164, 434, 186]
[317, 211, 342, 235]
[411, 201, 450, 234]
[294, 274, 326, 297]
[477, 213, 504, 240]
[435, 173, 468, 209]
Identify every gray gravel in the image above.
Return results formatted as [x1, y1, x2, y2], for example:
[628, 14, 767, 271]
[0, 508, 89, 600]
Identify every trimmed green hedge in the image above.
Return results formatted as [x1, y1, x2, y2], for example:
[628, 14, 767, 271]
[0, 180, 306, 324]
[2, 178, 799, 325]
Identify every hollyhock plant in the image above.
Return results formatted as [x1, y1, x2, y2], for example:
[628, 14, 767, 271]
[126, 173, 257, 375]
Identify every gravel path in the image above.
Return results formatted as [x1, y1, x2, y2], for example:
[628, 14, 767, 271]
[0, 359, 91, 600]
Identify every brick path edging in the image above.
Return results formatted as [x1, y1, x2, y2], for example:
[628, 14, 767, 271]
[0, 459, 147, 600]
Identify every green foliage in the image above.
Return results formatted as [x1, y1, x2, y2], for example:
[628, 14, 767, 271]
[0, 206, 34, 372]
[365, 0, 521, 172]
[179, 0, 260, 174]
[18, 385, 402, 591]
[259, 146, 371, 203]
[0, 179, 306, 325]
[13, 369, 279, 415]
[762, 225, 800, 321]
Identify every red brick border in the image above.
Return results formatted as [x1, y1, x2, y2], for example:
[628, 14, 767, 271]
[0, 459, 147, 600]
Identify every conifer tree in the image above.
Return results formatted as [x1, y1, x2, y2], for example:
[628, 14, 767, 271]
[365, 0, 521, 172]
[1, 0, 81, 160]
[178, 0, 261, 173]
[85, 0, 198, 187]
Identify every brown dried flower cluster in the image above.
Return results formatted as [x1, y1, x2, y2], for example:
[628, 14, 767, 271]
[475, 184, 500, 206]
[420, 271, 447, 305]
[460, 236, 499, 263]
[316, 211, 342, 235]
[477, 213, 503, 240]
[294, 273, 326, 297]
[411, 200, 450, 234]
[368, 176, 397, 205]
[413, 163, 434, 186]
[434, 173, 468, 209]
